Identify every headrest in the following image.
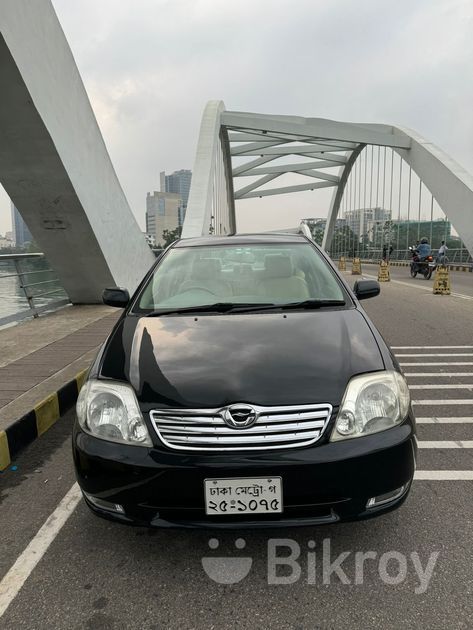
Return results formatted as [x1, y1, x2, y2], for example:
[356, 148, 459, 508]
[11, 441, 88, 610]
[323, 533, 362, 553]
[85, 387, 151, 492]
[241, 252, 255, 264]
[191, 258, 222, 280]
[264, 254, 293, 278]
[239, 263, 253, 275]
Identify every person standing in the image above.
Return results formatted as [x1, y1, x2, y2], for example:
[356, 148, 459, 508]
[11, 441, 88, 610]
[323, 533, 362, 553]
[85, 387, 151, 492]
[437, 240, 449, 264]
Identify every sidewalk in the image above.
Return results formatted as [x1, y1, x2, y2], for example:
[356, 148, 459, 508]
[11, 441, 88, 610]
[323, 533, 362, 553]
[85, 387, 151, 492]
[0, 305, 119, 468]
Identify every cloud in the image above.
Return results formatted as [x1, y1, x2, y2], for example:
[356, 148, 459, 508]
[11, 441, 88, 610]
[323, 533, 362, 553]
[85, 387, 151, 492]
[1, 0, 472, 235]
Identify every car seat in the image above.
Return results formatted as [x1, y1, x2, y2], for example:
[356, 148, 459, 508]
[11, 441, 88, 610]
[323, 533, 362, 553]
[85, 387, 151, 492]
[180, 258, 232, 297]
[257, 254, 310, 300]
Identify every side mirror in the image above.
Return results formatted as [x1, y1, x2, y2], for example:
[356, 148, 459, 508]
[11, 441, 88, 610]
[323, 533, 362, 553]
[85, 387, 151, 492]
[102, 287, 130, 308]
[353, 279, 380, 301]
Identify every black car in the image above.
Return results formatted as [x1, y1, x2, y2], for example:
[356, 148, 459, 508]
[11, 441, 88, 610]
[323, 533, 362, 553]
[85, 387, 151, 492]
[73, 233, 416, 528]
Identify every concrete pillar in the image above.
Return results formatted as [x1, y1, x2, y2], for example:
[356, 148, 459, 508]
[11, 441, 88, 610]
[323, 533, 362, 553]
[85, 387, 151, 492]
[0, 0, 154, 302]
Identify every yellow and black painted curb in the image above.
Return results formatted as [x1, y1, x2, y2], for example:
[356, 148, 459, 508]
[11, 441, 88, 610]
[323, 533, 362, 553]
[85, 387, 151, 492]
[0, 369, 88, 471]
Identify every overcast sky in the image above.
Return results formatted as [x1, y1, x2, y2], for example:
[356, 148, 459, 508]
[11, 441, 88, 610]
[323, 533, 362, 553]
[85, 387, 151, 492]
[1, 0, 472, 236]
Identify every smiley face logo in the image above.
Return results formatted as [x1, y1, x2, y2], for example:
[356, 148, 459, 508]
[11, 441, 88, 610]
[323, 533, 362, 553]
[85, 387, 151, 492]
[201, 538, 253, 584]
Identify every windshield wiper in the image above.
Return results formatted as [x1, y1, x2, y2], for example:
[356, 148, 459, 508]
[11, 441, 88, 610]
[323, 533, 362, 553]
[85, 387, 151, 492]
[143, 302, 274, 316]
[229, 299, 346, 312]
[279, 299, 346, 310]
[141, 299, 345, 317]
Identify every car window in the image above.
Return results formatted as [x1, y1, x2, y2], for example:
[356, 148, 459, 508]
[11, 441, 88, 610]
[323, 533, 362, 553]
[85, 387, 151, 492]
[134, 243, 347, 311]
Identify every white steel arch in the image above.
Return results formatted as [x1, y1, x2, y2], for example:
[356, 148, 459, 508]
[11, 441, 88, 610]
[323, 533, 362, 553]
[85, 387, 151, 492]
[0, 0, 154, 302]
[181, 101, 235, 238]
[184, 101, 473, 258]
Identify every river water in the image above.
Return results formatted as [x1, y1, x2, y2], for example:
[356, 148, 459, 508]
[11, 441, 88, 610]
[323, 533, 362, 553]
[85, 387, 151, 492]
[0, 257, 68, 323]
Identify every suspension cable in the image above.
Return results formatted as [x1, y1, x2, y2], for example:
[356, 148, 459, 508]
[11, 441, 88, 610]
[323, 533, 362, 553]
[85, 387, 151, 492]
[406, 166, 412, 248]
[363, 147, 367, 257]
[369, 145, 374, 213]
[375, 145, 380, 208]
[382, 146, 387, 211]
[358, 150, 362, 257]
[429, 194, 434, 245]
[417, 178, 422, 242]
[396, 156, 402, 253]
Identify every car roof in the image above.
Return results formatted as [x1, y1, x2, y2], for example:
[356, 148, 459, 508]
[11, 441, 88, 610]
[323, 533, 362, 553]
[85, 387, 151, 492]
[173, 233, 309, 248]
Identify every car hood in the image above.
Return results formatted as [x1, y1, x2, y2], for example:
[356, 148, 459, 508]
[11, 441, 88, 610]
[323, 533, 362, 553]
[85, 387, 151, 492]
[99, 310, 384, 408]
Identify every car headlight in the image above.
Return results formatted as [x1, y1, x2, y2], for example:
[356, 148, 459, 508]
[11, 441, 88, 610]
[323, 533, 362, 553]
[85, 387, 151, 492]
[331, 371, 410, 441]
[76, 379, 152, 446]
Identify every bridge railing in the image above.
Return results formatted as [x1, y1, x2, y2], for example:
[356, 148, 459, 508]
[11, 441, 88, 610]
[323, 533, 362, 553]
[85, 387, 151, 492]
[0, 253, 69, 327]
[331, 248, 473, 267]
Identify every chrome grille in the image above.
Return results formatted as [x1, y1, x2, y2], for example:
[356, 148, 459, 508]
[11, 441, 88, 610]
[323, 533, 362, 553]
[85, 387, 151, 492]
[149, 403, 332, 451]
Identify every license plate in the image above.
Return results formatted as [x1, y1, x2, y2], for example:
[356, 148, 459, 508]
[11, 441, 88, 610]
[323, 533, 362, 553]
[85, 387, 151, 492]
[429, 262, 436, 267]
[204, 477, 283, 516]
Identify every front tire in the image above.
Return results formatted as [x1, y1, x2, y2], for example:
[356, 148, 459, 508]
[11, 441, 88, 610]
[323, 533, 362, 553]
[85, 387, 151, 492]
[410, 266, 418, 278]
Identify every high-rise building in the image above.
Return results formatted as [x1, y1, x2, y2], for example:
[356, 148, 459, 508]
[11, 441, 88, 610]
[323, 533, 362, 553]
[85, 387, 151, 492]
[160, 169, 192, 226]
[10, 203, 33, 247]
[146, 192, 181, 246]
[0, 235, 13, 249]
[344, 207, 391, 238]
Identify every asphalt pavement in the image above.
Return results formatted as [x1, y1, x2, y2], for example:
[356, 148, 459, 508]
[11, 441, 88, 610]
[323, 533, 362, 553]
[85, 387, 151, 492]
[0, 269, 472, 630]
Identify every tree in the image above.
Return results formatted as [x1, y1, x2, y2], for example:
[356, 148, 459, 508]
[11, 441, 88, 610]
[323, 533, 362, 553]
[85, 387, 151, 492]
[26, 240, 41, 253]
[161, 227, 182, 248]
[310, 227, 325, 246]
[382, 220, 394, 246]
[331, 225, 359, 256]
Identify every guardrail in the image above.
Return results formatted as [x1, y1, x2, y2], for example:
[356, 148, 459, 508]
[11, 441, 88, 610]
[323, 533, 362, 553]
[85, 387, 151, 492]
[0, 253, 69, 327]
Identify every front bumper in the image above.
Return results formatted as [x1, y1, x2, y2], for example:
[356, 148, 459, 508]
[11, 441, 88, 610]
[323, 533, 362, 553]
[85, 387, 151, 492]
[73, 419, 416, 528]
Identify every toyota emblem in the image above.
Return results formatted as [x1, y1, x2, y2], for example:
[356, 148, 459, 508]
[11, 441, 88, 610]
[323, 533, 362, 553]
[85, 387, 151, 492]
[223, 404, 258, 429]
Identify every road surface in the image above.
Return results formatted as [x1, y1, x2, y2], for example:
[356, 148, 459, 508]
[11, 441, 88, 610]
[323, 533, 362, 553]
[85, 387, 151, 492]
[0, 269, 472, 629]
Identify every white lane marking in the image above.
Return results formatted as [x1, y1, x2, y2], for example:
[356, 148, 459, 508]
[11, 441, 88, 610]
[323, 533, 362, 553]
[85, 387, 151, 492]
[397, 353, 473, 357]
[414, 471, 473, 480]
[400, 362, 473, 366]
[405, 373, 473, 377]
[412, 400, 473, 405]
[362, 272, 473, 301]
[451, 293, 473, 300]
[0, 483, 81, 619]
[418, 441, 473, 448]
[416, 417, 473, 424]
[409, 384, 473, 389]
[392, 346, 473, 350]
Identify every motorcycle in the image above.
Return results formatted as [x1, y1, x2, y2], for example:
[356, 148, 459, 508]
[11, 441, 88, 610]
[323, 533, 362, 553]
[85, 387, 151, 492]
[409, 246, 436, 280]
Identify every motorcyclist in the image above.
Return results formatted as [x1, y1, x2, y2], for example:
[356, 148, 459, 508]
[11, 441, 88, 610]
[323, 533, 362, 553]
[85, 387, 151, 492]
[416, 237, 431, 261]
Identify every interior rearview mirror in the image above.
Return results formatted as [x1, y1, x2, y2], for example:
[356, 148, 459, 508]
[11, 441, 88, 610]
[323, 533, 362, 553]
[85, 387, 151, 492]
[102, 287, 130, 308]
[353, 279, 380, 301]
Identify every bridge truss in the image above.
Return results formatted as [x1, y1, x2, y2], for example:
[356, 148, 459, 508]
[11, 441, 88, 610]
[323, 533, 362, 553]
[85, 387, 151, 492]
[183, 101, 473, 259]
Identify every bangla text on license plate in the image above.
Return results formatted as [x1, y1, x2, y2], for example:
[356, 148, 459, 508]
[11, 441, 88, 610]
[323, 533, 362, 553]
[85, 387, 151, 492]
[204, 477, 283, 516]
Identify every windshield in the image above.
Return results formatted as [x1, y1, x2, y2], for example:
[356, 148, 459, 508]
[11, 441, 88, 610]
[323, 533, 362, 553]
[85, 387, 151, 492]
[133, 242, 347, 312]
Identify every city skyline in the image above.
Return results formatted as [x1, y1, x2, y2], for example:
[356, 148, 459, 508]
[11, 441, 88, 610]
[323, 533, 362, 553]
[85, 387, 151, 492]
[160, 168, 192, 228]
[144, 169, 192, 246]
[10, 204, 33, 247]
